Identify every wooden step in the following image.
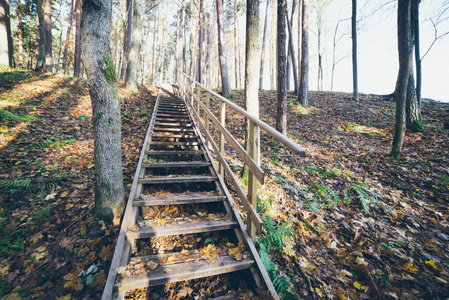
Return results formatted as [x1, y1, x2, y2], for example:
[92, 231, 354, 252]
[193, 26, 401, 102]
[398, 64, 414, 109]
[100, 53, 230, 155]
[154, 117, 192, 122]
[149, 141, 199, 146]
[142, 161, 210, 168]
[157, 109, 188, 114]
[153, 121, 193, 127]
[133, 193, 225, 206]
[139, 175, 217, 184]
[152, 127, 195, 132]
[145, 150, 205, 156]
[151, 133, 198, 139]
[126, 219, 238, 239]
[157, 113, 190, 118]
[114, 256, 254, 292]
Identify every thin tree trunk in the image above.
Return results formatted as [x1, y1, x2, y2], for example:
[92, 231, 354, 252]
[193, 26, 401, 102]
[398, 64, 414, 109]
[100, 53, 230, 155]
[159, 1, 167, 84]
[412, 0, 421, 111]
[405, 56, 420, 130]
[125, 0, 141, 90]
[234, 0, 238, 88]
[62, 0, 75, 74]
[298, 0, 308, 105]
[286, 12, 299, 95]
[73, 0, 82, 77]
[182, 0, 186, 74]
[286, 0, 297, 91]
[17, 0, 23, 68]
[81, 0, 124, 224]
[197, 0, 203, 83]
[259, 0, 270, 90]
[174, 2, 180, 82]
[352, 0, 359, 100]
[391, 0, 412, 159]
[0, 0, 13, 66]
[44, 0, 52, 72]
[276, 0, 287, 135]
[215, 0, 232, 98]
[151, 5, 157, 85]
[120, 0, 132, 81]
[205, 12, 211, 86]
[35, 0, 46, 71]
[113, 0, 122, 72]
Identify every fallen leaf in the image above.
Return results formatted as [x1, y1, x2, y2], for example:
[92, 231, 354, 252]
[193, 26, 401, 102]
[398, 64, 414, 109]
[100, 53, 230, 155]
[353, 281, 367, 290]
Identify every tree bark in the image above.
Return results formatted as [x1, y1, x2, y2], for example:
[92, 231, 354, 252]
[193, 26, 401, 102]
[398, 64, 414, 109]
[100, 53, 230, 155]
[233, 0, 238, 88]
[391, 0, 412, 159]
[81, 0, 125, 224]
[197, 0, 203, 83]
[286, 12, 299, 95]
[182, 0, 186, 74]
[174, 2, 180, 82]
[245, 0, 260, 119]
[17, 0, 23, 68]
[259, 0, 270, 90]
[0, 0, 13, 66]
[62, 0, 75, 74]
[44, 0, 52, 72]
[73, 0, 82, 77]
[35, 0, 46, 71]
[412, 0, 422, 115]
[151, 4, 157, 85]
[215, 0, 232, 98]
[120, 0, 132, 81]
[276, 0, 287, 135]
[125, 0, 141, 90]
[298, 0, 308, 106]
[113, 0, 122, 72]
[159, 1, 167, 84]
[351, 0, 359, 100]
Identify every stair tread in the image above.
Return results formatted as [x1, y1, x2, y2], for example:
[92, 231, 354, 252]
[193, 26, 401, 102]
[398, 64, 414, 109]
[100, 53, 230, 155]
[126, 218, 238, 239]
[152, 127, 195, 132]
[133, 193, 225, 206]
[152, 133, 198, 138]
[139, 175, 217, 184]
[145, 150, 204, 155]
[149, 141, 199, 146]
[115, 255, 254, 292]
[142, 161, 210, 168]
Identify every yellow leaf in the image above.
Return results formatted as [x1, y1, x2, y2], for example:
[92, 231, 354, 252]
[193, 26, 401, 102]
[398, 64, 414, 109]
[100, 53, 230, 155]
[158, 219, 167, 225]
[402, 262, 419, 273]
[61, 191, 68, 197]
[63, 273, 83, 291]
[147, 261, 158, 270]
[0, 265, 10, 277]
[425, 260, 439, 271]
[356, 257, 368, 266]
[0, 127, 9, 133]
[4, 293, 22, 300]
[56, 295, 72, 300]
[315, 288, 324, 297]
[167, 256, 177, 264]
[180, 249, 190, 255]
[353, 281, 367, 290]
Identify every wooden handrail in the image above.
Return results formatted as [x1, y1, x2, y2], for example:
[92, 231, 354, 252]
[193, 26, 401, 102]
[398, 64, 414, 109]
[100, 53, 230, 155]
[179, 71, 306, 156]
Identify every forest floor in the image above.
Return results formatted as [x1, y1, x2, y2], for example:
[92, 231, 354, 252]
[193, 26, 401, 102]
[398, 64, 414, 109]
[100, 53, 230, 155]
[0, 70, 448, 299]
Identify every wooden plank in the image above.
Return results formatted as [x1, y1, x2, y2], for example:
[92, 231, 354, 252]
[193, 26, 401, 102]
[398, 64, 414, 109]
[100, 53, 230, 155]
[153, 122, 193, 127]
[152, 127, 195, 132]
[145, 150, 204, 155]
[138, 175, 217, 184]
[142, 161, 210, 168]
[133, 194, 225, 206]
[151, 133, 198, 138]
[115, 256, 254, 293]
[157, 113, 190, 118]
[126, 219, 238, 239]
[149, 141, 199, 146]
[154, 117, 192, 122]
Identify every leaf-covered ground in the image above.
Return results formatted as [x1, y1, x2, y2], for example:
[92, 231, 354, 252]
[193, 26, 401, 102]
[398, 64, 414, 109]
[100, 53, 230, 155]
[1, 70, 448, 299]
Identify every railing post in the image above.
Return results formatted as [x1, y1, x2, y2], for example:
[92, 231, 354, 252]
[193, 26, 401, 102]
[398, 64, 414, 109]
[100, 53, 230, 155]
[191, 81, 195, 107]
[219, 101, 226, 178]
[197, 87, 201, 116]
[206, 92, 210, 148]
[247, 120, 260, 238]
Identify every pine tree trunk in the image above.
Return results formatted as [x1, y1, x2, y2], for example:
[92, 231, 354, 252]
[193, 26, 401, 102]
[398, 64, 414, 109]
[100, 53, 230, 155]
[35, 0, 46, 71]
[0, 0, 13, 66]
[44, 0, 52, 72]
[276, 0, 287, 135]
[125, 0, 141, 90]
[197, 0, 203, 84]
[259, 0, 270, 90]
[182, 0, 186, 74]
[151, 5, 157, 85]
[113, 0, 122, 72]
[298, 0, 308, 105]
[215, 0, 232, 98]
[17, 0, 23, 68]
[233, 0, 238, 89]
[174, 2, 180, 82]
[62, 0, 75, 74]
[286, 12, 299, 95]
[120, 0, 132, 81]
[81, 0, 124, 224]
[391, 0, 412, 159]
[159, 1, 167, 84]
[351, 0, 359, 100]
[73, 0, 82, 77]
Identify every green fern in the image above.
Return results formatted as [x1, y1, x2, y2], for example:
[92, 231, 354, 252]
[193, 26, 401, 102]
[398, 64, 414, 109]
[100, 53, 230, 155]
[259, 217, 292, 253]
[353, 184, 373, 213]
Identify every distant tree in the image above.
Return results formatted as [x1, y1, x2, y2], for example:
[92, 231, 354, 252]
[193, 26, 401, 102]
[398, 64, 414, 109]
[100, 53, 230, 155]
[259, 0, 270, 89]
[35, 0, 46, 71]
[125, 0, 141, 90]
[120, 0, 132, 81]
[62, 0, 75, 74]
[113, 0, 122, 73]
[391, 0, 412, 159]
[197, 0, 203, 83]
[158, 0, 167, 84]
[81, 0, 125, 223]
[151, 3, 157, 85]
[44, 0, 52, 71]
[215, 0, 232, 98]
[0, 0, 13, 66]
[351, 0, 358, 100]
[298, 0, 309, 106]
[276, 0, 287, 134]
[245, 0, 260, 121]
[73, 0, 82, 77]
[17, 0, 23, 68]
[286, 0, 299, 94]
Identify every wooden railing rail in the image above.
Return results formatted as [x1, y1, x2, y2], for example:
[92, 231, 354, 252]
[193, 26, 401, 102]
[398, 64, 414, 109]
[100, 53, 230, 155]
[175, 71, 306, 238]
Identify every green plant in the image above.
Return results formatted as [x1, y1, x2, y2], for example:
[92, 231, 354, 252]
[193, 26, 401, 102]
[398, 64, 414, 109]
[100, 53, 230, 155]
[259, 217, 292, 254]
[35, 207, 51, 220]
[0, 109, 32, 121]
[344, 122, 352, 129]
[307, 166, 340, 178]
[270, 153, 280, 164]
[78, 262, 104, 286]
[314, 183, 340, 203]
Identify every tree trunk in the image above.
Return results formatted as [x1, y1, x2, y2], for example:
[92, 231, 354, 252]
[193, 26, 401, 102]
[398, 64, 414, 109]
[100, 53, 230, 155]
[182, 0, 186, 74]
[298, 0, 308, 106]
[174, 2, 180, 82]
[286, 12, 299, 95]
[17, 0, 23, 68]
[259, 0, 270, 90]
[233, 0, 238, 88]
[151, 5, 157, 85]
[276, 0, 287, 135]
[412, 0, 421, 113]
[197, 0, 203, 83]
[352, 0, 359, 100]
[391, 0, 412, 159]
[81, 0, 125, 224]
[113, 0, 122, 72]
[73, 0, 82, 77]
[245, 0, 260, 119]
[405, 56, 422, 131]
[125, 0, 140, 90]
[215, 0, 232, 98]
[62, 0, 75, 74]
[35, 0, 46, 71]
[0, 0, 13, 66]
[44, 0, 52, 72]
[120, 0, 132, 81]
[159, 1, 167, 84]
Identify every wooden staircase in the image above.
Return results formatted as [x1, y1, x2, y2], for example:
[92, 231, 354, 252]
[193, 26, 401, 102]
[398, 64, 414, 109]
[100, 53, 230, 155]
[102, 88, 278, 299]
